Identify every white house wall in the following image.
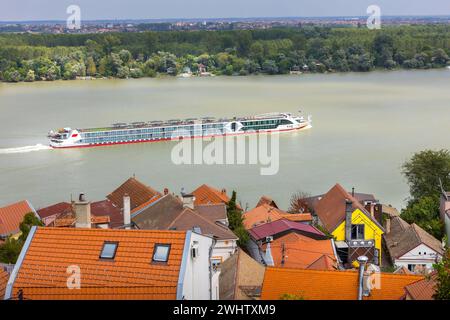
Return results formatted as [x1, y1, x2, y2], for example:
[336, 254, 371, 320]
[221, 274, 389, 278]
[180, 232, 219, 300]
[394, 243, 442, 271]
[212, 239, 237, 262]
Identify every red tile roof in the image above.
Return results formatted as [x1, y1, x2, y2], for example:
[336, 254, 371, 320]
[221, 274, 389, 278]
[0, 200, 35, 237]
[261, 268, 424, 300]
[314, 184, 379, 232]
[262, 233, 337, 270]
[248, 218, 325, 241]
[404, 274, 436, 300]
[192, 184, 241, 209]
[256, 196, 279, 209]
[107, 177, 160, 210]
[10, 227, 187, 300]
[37, 202, 71, 219]
[0, 269, 9, 299]
[90, 200, 123, 228]
[243, 204, 312, 229]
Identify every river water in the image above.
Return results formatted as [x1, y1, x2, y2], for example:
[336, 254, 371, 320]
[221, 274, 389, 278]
[1, 69, 449, 210]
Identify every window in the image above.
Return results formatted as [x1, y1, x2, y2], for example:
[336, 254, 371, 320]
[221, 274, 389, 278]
[153, 244, 171, 262]
[100, 242, 118, 259]
[351, 224, 365, 240]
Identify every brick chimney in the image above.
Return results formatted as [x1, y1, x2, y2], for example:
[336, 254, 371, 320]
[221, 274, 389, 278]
[75, 193, 91, 229]
[123, 194, 131, 229]
[345, 199, 353, 241]
[163, 188, 169, 195]
[182, 194, 195, 209]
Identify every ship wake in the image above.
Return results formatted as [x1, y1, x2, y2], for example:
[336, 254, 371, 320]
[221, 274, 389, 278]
[0, 144, 52, 154]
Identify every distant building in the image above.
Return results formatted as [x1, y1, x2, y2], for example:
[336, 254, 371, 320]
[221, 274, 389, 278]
[384, 216, 444, 273]
[0, 200, 37, 242]
[309, 184, 384, 266]
[242, 203, 312, 230]
[4, 227, 219, 300]
[219, 248, 265, 300]
[131, 193, 238, 263]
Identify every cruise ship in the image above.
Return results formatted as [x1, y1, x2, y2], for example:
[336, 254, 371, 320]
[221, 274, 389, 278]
[48, 112, 312, 149]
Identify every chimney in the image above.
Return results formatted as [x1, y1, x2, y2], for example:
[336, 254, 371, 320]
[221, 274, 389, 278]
[345, 199, 353, 241]
[352, 187, 355, 197]
[123, 194, 131, 229]
[357, 256, 368, 300]
[163, 188, 169, 195]
[221, 188, 226, 195]
[364, 203, 375, 219]
[385, 216, 391, 234]
[264, 242, 275, 266]
[75, 193, 91, 229]
[182, 194, 195, 209]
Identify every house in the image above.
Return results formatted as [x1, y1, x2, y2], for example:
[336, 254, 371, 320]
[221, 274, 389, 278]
[219, 248, 265, 300]
[107, 177, 161, 211]
[37, 198, 124, 229]
[261, 266, 424, 300]
[192, 184, 241, 209]
[384, 216, 444, 273]
[4, 227, 219, 300]
[311, 184, 384, 266]
[0, 200, 37, 241]
[243, 203, 312, 230]
[403, 274, 436, 300]
[246, 218, 336, 269]
[258, 232, 338, 270]
[255, 196, 279, 209]
[131, 193, 238, 263]
[439, 190, 450, 246]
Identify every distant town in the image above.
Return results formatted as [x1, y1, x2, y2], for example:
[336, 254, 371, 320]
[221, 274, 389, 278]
[1, 15, 450, 34]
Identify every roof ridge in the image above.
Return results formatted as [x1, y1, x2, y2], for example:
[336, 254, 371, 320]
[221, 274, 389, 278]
[184, 208, 237, 237]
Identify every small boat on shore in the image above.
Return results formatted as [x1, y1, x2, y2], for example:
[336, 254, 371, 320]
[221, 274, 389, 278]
[48, 111, 312, 149]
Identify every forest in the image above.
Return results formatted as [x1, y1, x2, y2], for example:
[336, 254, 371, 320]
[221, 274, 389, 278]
[0, 25, 449, 82]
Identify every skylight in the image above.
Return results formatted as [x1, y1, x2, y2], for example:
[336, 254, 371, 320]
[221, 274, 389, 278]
[153, 244, 171, 262]
[100, 242, 118, 259]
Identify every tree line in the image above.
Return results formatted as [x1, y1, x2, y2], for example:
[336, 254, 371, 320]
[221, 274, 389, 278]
[1, 25, 450, 82]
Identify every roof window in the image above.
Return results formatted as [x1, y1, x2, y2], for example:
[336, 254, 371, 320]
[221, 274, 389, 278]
[100, 242, 118, 259]
[153, 244, 171, 262]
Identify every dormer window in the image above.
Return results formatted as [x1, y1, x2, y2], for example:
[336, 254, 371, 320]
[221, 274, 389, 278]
[100, 242, 118, 259]
[153, 244, 171, 262]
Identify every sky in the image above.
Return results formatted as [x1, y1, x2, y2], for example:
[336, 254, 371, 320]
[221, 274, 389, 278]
[0, 0, 449, 21]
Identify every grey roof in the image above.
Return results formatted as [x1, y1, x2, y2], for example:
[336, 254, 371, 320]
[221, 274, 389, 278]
[195, 203, 228, 223]
[384, 216, 444, 259]
[132, 194, 236, 240]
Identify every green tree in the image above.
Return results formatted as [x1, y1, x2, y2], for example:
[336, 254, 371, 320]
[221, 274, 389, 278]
[86, 56, 97, 76]
[401, 196, 443, 239]
[433, 247, 450, 300]
[0, 213, 43, 263]
[402, 149, 450, 200]
[227, 191, 249, 246]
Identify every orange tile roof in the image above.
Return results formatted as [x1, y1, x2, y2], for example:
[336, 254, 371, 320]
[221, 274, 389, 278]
[11, 227, 187, 300]
[192, 184, 241, 209]
[261, 268, 424, 300]
[243, 204, 312, 229]
[404, 274, 436, 300]
[307, 255, 337, 271]
[0, 200, 35, 237]
[262, 233, 337, 270]
[0, 269, 9, 299]
[52, 215, 111, 227]
[107, 177, 161, 210]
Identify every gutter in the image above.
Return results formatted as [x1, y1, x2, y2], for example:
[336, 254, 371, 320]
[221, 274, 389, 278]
[4, 225, 38, 300]
[176, 230, 192, 300]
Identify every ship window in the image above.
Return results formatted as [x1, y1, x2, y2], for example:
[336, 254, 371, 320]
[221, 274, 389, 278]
[100, 242, 118, 259]
[153, 244, 171, 263]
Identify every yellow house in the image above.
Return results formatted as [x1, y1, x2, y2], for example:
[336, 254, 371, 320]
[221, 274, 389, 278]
[313, 184, 384, 266]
